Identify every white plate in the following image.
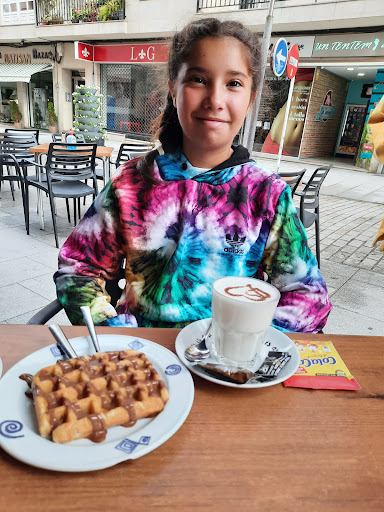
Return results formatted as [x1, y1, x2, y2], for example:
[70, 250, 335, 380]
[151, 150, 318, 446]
[175, 318, 300, 389]
[0, 334, 194, 472]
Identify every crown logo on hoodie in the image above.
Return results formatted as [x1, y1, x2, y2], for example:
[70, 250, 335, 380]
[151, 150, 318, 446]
[225, 232, 246, 248]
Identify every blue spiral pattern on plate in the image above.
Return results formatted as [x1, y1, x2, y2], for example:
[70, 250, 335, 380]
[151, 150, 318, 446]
[51, 346, 63, 358]
[128, 339, 144, 350]
[0, 420, 24, 439]
[165, 364, 181, 376]
[115, 436, 151, 454]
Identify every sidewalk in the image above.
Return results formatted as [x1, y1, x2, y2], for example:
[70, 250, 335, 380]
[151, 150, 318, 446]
[1, 132, 383, 336]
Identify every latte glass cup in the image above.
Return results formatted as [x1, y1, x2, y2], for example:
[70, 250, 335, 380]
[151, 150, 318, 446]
[211, 276, 280, 368]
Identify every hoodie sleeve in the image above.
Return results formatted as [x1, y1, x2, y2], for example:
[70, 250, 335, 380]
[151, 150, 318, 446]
[54, 180, 137, 327]
[261, 185, 332, 333]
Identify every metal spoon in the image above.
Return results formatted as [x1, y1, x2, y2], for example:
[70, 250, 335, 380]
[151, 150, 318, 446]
[184, 321, 212, 362]
[49, 324, 78, 359]
[80, 305, 101, 353]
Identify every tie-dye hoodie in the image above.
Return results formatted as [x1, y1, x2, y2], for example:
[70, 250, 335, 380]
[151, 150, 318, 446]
[54, 145, 332, 332]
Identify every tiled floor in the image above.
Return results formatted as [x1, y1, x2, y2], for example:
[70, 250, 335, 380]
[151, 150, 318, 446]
[1, 139, 384, 336]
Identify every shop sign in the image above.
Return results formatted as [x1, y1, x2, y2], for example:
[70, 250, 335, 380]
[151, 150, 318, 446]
[74, 42, 94, 62]
[270, 36, 314, 58]
[0, 46, 56, 64]
[313, 32, 384, 58]
[74, 41, 169, 63]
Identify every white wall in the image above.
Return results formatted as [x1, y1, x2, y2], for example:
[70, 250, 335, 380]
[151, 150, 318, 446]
[1, 0, 384, 43]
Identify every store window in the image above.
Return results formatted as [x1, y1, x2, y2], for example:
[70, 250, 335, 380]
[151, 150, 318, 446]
[0, 83, 17, 123]
[29, 70, 53, 129]
[256, 67, 315, 157]
[2, 0, 34, 24]
[101, 64, 165, 136]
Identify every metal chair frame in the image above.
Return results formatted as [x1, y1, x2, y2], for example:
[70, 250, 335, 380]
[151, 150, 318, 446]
[113, 142, 154, 169]
[22, 142, 98, 248]
[294, 165, 332, 267]
[5, 128, 40, 144]
[0, 147, 28, 230]
[279, 169, 306, 196]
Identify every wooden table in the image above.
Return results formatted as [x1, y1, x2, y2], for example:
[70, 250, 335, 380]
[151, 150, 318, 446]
[0, 325, 383, 512]
[29, 143, 114, 229]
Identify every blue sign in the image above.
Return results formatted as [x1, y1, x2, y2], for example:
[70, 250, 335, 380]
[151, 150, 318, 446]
[271, 38, 288, 77]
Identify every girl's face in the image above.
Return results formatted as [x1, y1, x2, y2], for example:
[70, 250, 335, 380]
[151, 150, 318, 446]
[169, 36, 256, 168]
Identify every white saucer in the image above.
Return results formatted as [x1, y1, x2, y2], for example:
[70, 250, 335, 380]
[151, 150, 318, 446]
[175, 318, 300, 389]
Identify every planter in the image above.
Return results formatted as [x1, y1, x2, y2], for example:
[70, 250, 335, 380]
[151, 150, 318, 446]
[76, 117, 102, 126]
[78, 87, 98, 93]
[85, 137, 105, 146]
[48, 125, 58, 134]
[73, 84, 105, 145]
[75, 104, 95, 112]
[14, 122, 22, 129]
[77, 95, 99, 102]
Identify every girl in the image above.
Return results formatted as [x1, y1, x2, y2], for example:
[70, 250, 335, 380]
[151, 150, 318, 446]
[55, 18, 332, 332]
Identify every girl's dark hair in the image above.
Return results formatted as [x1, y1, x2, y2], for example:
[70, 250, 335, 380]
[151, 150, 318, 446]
[138, 17, 261, 186]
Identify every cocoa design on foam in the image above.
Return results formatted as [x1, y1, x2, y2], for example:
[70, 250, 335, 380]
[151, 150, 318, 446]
[224, 284, 271, 302]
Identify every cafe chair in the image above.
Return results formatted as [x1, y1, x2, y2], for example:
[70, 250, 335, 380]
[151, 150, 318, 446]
[112, 142, 155, 170]
[22, 142, 98, 248]
[278, 169, 306, 195]
[5, 128, 40, 144]
[1, 133, 39, 197]
[27, 261, 126, 325]
[0, 148, 28, 231]
[294, 165, 332, 267]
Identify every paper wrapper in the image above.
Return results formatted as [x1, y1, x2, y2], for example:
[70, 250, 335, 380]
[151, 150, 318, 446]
[283, 340, 361, 390]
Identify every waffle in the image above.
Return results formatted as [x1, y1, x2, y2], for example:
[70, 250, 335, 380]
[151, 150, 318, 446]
[28, 350, 169, 444]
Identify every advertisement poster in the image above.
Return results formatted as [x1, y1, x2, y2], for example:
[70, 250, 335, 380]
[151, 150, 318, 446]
[259, 68, 314, 157]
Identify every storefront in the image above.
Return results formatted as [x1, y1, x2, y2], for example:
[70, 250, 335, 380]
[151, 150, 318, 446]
[74, 41, 169, 139]
[0, 45, 56, 129]
[257, 31, 384, 172]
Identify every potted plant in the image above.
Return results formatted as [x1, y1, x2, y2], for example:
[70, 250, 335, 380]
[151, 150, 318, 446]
[47, 101, 58, 133]
[10, 100, 22, 129]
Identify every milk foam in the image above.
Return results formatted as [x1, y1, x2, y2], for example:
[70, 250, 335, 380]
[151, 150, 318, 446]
[213, 276, 279, 303]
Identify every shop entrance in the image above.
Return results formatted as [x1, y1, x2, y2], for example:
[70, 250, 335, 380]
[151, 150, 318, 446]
[0, 82, 17, 123]
[322, 65, 377, 163]
[29, 70, 53, 129]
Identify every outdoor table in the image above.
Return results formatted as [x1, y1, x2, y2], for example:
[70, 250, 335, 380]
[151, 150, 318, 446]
[0, 325, 383, 511]
[29, 143, 114, 230]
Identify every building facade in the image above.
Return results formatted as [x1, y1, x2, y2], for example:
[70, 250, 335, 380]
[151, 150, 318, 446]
[1, 0, 383, 168]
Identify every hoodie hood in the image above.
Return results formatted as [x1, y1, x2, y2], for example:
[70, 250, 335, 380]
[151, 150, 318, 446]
[155, 145, 253, 185]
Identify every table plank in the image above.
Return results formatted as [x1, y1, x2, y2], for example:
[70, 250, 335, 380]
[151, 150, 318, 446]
[29, 143, 114, 158]
[0, 326, 383, 512]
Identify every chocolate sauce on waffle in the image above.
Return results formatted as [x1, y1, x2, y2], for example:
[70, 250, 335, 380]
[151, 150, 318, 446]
[19, 350, 169, 443]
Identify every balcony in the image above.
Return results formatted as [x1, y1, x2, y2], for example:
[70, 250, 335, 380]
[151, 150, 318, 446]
[198, 0, 270, 10]
[35, 0, 125, 25]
